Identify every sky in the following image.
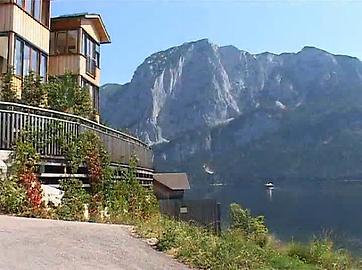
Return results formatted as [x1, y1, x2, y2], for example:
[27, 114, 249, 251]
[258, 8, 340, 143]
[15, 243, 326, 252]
[52, 0, 362, 85]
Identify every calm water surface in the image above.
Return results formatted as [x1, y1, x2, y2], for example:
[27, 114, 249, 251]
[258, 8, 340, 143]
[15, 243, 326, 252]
[194, 180, 362, 255]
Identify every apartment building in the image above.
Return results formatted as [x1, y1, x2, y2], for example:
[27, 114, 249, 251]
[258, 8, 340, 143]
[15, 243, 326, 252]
[0, 0, 110, 115]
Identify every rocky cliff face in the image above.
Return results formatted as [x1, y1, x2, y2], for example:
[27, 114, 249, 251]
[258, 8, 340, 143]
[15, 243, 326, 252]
[101, 39, 362, 185]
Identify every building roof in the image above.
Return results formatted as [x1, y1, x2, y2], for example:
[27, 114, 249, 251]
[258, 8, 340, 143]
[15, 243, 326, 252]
[154, 173, 191, 191]
[51, 13, 111, 44]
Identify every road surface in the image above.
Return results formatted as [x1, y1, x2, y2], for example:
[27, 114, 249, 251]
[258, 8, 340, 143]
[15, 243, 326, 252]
[0, 215, 191, 270]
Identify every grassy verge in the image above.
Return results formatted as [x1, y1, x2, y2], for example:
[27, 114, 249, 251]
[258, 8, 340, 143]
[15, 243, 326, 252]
[136, 213, 359, 270]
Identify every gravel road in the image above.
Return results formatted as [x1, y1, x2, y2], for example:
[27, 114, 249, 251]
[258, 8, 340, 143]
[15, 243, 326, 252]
[0, 215, 192, 270]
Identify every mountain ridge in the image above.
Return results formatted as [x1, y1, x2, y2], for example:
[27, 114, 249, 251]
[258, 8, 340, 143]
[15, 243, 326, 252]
[100, 39, 362, 185]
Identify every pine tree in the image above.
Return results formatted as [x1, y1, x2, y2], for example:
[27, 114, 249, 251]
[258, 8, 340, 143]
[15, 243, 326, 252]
[21, 71, 47, 107]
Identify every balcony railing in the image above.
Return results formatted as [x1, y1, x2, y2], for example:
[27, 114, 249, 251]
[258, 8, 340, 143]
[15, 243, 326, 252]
[0, 101, 153, 170]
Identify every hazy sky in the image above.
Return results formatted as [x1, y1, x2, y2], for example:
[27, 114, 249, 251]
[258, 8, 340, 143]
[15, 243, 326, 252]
[52, 0, 362, 84]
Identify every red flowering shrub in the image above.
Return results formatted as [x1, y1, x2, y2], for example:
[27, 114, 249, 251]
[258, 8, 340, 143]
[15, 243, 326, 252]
[10, 140, 43, 210]
[19, 169, 42, 208]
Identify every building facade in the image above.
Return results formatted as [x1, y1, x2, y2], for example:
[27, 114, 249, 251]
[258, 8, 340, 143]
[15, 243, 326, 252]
[0, 1, 155, 187]
[0, 0, 51, 94]
[49, 13, 111, 117]
[0, 1, 109, 117]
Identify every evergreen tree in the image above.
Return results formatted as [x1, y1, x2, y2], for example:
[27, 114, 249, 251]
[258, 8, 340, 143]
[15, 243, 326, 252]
[21, 72, 47, 107]
[47, 73, 93, 118]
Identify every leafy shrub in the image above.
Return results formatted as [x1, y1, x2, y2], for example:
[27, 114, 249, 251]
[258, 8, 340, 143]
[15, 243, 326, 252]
[56, 179, 90, 221]
[105, 156, 158, 223]
[46, 73, 93, 118]
[0, 177, 26, 214]
[9, 140, 43, 209]
[287, 238, 353, 270]
[230, 203, 268, 246]
[0, 68, 17, 102]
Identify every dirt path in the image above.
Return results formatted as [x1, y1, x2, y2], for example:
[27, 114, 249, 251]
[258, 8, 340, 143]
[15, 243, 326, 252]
[0, 215, 191, 270]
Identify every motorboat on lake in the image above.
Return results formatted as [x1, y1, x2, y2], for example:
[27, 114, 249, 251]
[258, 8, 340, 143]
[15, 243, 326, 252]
[265, 181, 275, 190]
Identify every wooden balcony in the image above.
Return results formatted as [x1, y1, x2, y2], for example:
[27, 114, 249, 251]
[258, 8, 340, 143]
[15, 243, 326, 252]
[0, 101, 154, 185]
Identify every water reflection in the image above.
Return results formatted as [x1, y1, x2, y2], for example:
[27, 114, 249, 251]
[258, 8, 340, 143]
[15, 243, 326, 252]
[267, 188, 273, 202]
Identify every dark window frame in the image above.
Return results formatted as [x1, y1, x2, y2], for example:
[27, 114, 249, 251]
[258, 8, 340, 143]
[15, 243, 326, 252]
[81, 77, 99, 113]
[50, 29, 80, 56]
[14, 35, 47, 80]
[82, 31, 100, 77]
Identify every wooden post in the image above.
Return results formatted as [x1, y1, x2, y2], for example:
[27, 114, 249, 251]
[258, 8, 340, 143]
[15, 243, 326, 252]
[216, 202, 221, 236]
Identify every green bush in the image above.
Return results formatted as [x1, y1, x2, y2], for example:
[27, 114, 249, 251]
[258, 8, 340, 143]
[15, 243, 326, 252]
[46, 73, 93, 118]
[230, 203, 268, 247]
[0, 177, 26, 214]
[56, 179, 90, 221]
[286, 238, 353, 270]
[104, 157, 158, 223]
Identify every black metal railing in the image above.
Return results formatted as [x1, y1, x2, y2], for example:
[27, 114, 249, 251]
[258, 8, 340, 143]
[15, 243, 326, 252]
[0, 101, 153, 170]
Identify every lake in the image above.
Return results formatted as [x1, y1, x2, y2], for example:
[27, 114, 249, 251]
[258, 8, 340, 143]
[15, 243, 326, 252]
[191, 180, 362, 255]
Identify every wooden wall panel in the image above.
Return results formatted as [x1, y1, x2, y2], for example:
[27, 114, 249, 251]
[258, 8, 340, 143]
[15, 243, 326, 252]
[12, 5, 50, 52]
[81, 19, 101, 43]
[48, 55, 80, 76]
[0, 5, 13, 32]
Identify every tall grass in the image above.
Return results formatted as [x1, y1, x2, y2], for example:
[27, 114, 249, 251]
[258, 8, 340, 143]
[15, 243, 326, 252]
[136, 207, 358, 270]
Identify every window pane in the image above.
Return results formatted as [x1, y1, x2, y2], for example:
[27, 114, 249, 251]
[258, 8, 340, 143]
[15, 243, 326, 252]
[16, 0, 24, 7]
[34, 0, 41, 20]
[23, 44, 30, 76]
[40, 54, 47, 81]
[41, 0, 49, 26]
[96, 44, 100, 67]
[0, 36, 8, 74]
[55, 32, 66, 54]
[82, 32, 87, 55]
[67, 30, 78, 54]
[49, 32, 55, 55]
[25, 0, 32, 14]
[15, 39, 23, 76]
[30, 49, 39, 73]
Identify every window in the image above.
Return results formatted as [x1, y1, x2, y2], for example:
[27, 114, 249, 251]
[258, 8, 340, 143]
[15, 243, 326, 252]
[81, 78, 99, 112]
[31, 48, 39, 74]
[33, 0, 41, 21]
[15, 0, 50, 27]
[14, 39, 23, 76]
[40, 54, 47, 81]
[41, 0, 49, 26]
[50, 30, 79, 55]
[23, 44, 30, 76]
[96, 44, 100, 68]
[14, 37, 48, 80]
[0, 35, 8, 74]
[24, 0, 32, 14]
[67, 30, 78, 54]
[82, 32, 98, 76]
[55, 31, 66, 54]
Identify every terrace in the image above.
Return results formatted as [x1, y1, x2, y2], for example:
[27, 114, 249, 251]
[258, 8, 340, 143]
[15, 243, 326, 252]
[0, 101, 154, 186]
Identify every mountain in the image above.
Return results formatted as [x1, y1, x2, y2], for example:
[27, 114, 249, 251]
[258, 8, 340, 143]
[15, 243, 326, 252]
[101, 39, 362, 187]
